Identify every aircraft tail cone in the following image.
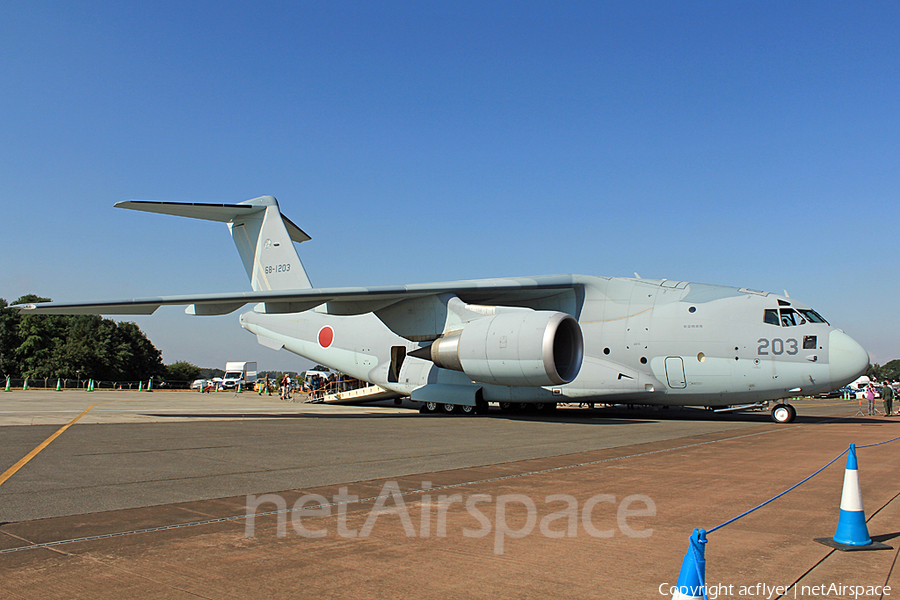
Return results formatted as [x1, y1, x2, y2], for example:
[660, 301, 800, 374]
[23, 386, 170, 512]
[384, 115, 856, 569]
[672, 528, 707, 600]
[815, 443, 892, 551]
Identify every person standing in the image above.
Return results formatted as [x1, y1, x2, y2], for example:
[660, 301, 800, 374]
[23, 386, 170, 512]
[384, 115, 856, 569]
[280, 373, 291, 400]
[866, 382, 876, 416]
[883, 381, 894, 416]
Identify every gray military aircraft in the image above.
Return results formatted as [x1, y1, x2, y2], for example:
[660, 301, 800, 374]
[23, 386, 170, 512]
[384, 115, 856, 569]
[16, 195, 869, 423]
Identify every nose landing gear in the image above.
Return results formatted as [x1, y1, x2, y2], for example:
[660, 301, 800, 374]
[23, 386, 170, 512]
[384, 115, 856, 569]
[771, 403, 797, 423]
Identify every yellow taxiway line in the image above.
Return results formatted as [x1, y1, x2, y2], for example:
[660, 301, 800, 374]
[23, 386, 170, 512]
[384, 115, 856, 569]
[0, 397, 148, 488]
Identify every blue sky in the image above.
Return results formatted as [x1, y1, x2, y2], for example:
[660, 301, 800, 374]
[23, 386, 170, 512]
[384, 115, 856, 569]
[1, 1, 898, 371]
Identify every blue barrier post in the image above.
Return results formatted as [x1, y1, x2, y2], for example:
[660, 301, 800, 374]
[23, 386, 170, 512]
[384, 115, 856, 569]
[673, 528, 707, 600]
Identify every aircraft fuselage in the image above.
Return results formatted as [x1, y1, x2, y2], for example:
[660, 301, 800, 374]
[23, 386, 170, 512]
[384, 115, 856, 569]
[240, 275, 869, 408]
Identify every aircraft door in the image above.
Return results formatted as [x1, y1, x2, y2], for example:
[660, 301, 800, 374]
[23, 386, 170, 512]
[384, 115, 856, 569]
[388, 346, 406, 383]
[665, 356, 686, 389]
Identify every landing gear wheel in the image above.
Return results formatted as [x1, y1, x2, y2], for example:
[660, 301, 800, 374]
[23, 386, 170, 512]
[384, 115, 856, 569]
[442, 403, 458, 413]
[458, 404, 475, 415]
[771, 403, 796, 423]
[499, 402, 514, 413]
[423, 401, 440, 413]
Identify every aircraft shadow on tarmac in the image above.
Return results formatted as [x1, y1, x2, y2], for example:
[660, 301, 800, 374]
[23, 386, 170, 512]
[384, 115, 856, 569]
[140, 412, 653, 425]
[136, 404, 882, 425]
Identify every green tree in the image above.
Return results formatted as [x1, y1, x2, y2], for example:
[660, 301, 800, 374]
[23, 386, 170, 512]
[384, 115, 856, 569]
[3, 294, 165, 382]
[166, 361, 201, 383]
[112, 321, 165, 381]
[0, 298, 23, 377]
[870, 360, 900, 382]
[883, 360, 900, 381]
[14, 295, 67, 378]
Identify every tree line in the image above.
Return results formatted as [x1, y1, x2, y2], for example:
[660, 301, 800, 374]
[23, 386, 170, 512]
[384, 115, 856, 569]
[1, 294, 176, 383]
[867, 360, 900, 383]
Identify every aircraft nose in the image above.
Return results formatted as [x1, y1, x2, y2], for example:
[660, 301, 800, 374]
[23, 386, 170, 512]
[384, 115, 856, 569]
[829, 330, 869, 387]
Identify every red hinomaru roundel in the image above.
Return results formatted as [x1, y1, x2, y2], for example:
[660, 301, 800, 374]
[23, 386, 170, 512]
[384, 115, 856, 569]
[318, 326, 334, 348]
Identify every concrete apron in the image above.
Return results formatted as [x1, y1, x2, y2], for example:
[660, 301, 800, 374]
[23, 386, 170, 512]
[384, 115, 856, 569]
[1, 419, 898, 599]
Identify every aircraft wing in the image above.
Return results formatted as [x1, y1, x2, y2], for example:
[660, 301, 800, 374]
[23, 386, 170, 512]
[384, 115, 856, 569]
[13, 275, 583, 316]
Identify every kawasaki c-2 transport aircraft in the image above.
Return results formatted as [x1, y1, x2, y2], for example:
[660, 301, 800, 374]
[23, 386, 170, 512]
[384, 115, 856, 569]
[16, 196, 869, 423]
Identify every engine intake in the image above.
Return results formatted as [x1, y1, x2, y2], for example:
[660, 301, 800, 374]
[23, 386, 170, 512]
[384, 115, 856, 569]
[427, 311, 583, 386]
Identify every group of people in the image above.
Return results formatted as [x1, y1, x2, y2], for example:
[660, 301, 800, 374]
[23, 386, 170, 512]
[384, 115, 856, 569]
[305, 373, 329, 400]
[864, 381, 895, 416]
[256, 371, 368, 402]
[257, 374, 294, 400]
[304, 373, 368, 401]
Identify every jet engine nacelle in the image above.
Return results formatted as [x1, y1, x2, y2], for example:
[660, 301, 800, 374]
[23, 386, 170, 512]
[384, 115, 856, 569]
[428, 311, 584, 386]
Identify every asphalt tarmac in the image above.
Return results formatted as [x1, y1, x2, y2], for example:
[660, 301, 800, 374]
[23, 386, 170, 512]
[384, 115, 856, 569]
[1, 390, 897, 599]
[0, 390, 817, 523]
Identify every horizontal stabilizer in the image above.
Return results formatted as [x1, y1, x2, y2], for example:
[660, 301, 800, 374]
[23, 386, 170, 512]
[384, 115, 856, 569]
[117, 196, 313, 291]
[116, 200, 312, 243]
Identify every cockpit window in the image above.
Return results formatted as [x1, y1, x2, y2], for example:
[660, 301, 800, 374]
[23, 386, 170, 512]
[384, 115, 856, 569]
[780, 308, 803, 327]
[798, 309, 829, 325]
[764, 307, 829, 327]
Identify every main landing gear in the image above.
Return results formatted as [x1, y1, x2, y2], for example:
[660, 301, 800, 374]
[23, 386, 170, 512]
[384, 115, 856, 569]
[770, 403, 797, 424]
[418, 400, 487, 415]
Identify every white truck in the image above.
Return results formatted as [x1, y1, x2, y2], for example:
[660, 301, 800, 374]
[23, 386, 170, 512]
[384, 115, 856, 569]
[222, 361, 258, 390]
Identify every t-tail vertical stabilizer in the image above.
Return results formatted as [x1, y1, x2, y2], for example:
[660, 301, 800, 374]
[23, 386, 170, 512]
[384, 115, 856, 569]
[115, 196, 313, 291]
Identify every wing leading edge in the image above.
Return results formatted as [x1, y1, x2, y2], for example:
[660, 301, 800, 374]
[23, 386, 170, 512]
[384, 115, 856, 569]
[13, 276, 584, 316]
